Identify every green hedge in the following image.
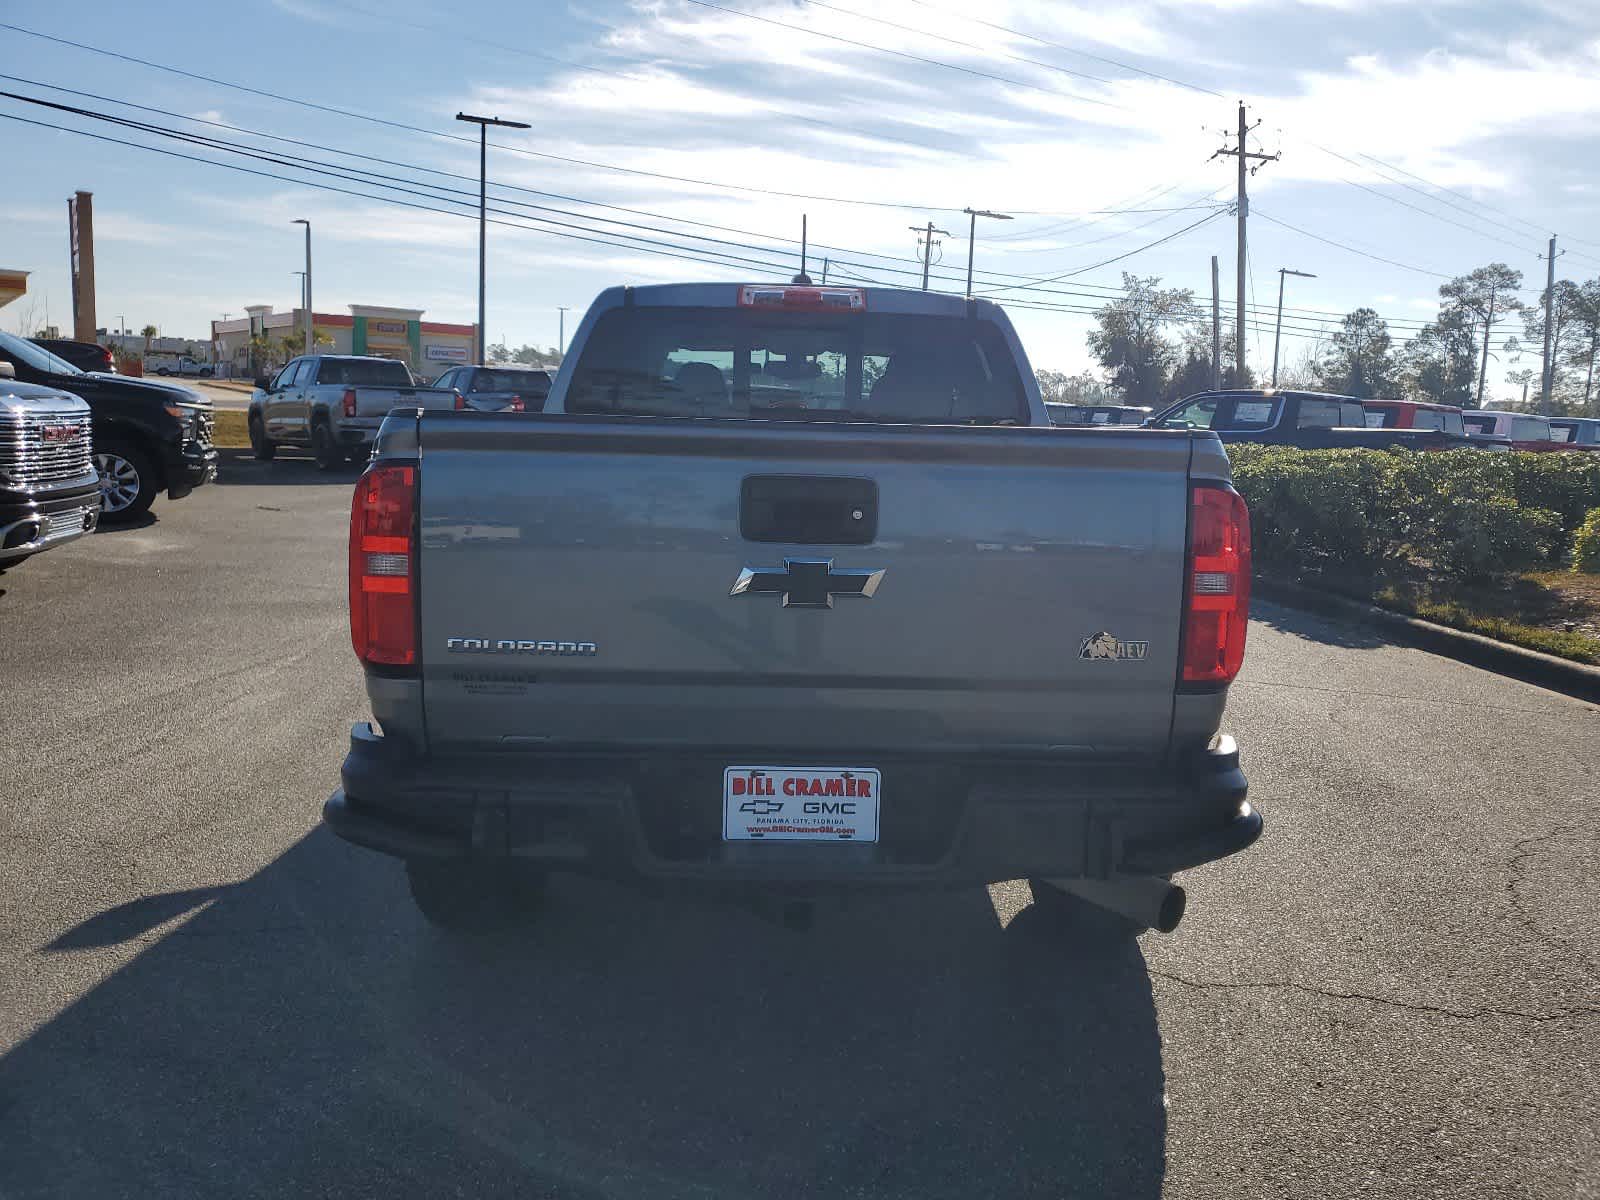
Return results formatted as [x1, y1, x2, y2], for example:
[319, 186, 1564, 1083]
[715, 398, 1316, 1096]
[1227, 446, 1600, 582]
[1574, 508, 1600, 573]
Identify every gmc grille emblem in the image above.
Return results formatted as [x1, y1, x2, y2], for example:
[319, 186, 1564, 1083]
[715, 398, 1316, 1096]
[730, 558, 885, 609]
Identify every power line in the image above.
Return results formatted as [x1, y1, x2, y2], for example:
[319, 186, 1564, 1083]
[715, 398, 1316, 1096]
[1312, 144, 1550, 258]
[976, 210, 1227, 295]
[1252, 209, 1452, 278]
[788, 0, 1125, 88]
[675, 0, 1128, 111]
[0, 19, 1068, 216]
[898, 0, 1225, 97]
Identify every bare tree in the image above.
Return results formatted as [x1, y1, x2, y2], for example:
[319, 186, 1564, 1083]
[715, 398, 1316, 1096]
[1439, 263, 1524, 407]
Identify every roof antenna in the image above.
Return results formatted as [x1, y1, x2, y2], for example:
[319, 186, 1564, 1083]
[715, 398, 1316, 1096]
[792, 213, 813, 285]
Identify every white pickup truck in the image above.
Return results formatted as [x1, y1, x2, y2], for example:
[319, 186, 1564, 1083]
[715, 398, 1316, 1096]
[248, 355, 455, 468]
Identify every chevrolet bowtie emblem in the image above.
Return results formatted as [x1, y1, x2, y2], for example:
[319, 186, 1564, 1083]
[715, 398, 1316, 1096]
[730, 558, 886, 609]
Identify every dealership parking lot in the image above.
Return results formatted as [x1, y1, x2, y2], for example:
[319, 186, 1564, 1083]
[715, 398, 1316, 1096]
[1, 451, 1596, 1199]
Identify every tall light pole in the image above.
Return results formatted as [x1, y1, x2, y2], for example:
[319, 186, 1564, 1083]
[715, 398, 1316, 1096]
[291, 271, 306, 346]
[558, 306, 570, 355]
[291, 219, 312, 359]
[456, 112, 530, 364]
[1271, 268, 1315, 388]
[962, 208, 1012, 297]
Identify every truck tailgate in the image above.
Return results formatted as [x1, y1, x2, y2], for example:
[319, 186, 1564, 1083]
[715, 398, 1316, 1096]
[415, 416, 1193, 754]
[356, 386, 454, 417]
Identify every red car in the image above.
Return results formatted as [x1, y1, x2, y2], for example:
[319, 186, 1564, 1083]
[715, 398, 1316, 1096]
[1361, 399, 1482, 449]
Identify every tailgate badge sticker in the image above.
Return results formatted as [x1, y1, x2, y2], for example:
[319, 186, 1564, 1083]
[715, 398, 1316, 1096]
[1079, 631, 1149, 661]
[730, 558, 885, 609]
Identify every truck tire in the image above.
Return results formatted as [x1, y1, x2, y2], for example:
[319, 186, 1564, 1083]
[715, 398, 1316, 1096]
[248, 414, 277, 461]
[405, 860, 546, 933]
[311, 420, 341, 471]
[94, 441, 159, 522]
[155, 367, 171, 376]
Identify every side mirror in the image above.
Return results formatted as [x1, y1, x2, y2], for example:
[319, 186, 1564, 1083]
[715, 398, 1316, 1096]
[0, 361, 14, 380]
[254, 375, 272, 390]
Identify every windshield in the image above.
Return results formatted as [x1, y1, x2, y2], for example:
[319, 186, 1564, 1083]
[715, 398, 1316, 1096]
[316, 358, 413, 387]
[0, 330, 82, 375]
[566, 307, 1026, 424]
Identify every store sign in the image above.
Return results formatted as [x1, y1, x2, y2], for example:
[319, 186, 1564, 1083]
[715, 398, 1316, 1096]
[425, 345, 469, 362]
[371, 320, 408, 334]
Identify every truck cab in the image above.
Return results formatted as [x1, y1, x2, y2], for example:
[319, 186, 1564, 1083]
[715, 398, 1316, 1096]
[1461, 410, 1569, 452]
[1152, 389, 1448, 450]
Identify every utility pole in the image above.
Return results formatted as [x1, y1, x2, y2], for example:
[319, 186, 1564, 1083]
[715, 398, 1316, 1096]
[1272, 268, 1316, 388]
[962, 208, 1013, 296]
[1541, 234, 1558, 414]
[1210, 256, 1221, 390]
[1213, 103, 1278, 383]
[800, 214, 808, 282]
[291, 219, 312, 361]
[456, 112, 531, 364]
[821, 257, 829, 284]
[910, 221, 950, 290]
[557, 306, 570, 354]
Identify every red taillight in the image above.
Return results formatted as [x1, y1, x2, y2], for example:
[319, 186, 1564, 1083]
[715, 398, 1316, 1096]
[342, 388, 357, 418]
[454, 389, 466, 410]
[1181, 484, 1251, 687]
[349, 464, 417, 668]
[738, 284, 866, 311]
[508, 396, 525, 413]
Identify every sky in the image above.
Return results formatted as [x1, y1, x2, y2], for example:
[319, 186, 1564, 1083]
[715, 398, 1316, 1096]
[3, 0, 1599, 399]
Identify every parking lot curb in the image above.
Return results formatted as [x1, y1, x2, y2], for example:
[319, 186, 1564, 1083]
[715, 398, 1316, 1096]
[1254, 576, 1600, 706]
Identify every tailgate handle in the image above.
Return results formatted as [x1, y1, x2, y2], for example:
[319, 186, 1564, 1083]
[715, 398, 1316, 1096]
[740, 475, 877, 545]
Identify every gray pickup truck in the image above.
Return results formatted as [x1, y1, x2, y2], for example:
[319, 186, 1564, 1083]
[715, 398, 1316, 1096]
[248, 355, 454, 468]
[324, 282, 1262, 936]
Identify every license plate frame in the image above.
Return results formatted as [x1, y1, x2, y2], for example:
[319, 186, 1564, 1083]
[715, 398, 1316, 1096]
[722, 766, 880, 843]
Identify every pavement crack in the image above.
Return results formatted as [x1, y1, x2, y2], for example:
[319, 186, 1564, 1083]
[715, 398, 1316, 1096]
[1148, 968, 1600, 1024]
[1503, 825, 1600, 984]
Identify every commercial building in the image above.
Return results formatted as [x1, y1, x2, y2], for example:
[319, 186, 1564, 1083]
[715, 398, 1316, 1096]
[0, 268, 27, 312]
[210, 304, 477, 380]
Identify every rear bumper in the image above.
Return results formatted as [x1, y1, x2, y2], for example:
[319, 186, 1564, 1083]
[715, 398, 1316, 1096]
[324, 724, 1261, 886]
[334, 418, 383, 447]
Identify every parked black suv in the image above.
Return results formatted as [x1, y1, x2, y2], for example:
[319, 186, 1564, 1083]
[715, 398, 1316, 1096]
[0, 330, 216, 521]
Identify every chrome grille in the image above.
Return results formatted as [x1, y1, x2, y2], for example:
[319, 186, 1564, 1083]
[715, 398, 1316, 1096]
[193, 407, 214, 446]
[0, 411, 95, 487]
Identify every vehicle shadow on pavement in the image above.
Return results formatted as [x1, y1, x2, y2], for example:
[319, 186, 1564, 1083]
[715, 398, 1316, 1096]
[91, 513, 158, 534]
[0, 830, 1166, 1199]
[214, 448, 365, 487]
[1250, 598, 1392, 650]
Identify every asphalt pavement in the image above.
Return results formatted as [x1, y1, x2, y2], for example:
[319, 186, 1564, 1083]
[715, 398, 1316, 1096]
[1, 450, 1596, 1199]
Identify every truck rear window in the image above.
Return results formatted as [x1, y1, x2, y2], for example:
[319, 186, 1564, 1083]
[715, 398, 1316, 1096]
[472, 369, 550, 395]
[317, 359, 413, 387]
[566, 308, 1026, 424]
